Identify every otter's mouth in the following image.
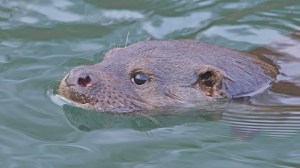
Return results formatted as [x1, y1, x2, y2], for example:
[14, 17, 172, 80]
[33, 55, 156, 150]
[68, 90, 98, 105]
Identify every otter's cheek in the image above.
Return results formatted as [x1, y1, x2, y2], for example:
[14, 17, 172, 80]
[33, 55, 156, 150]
[166, 87, 208, 102]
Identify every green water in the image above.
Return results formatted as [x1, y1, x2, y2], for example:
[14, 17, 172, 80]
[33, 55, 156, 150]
[1, 0, 300, 167]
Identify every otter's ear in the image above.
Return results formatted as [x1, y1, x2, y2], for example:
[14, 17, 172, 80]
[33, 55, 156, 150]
[196, 65, 227, 98]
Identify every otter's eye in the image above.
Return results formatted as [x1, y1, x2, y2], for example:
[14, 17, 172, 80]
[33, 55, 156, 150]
[131, 72, 148, 85]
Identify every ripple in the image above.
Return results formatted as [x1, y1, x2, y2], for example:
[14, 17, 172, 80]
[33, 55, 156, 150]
[18, 16, 39, 24]
[223, 109, 300, 138]
[142, 11, 211, 39]
[200, 25, 284, 45]
[0, 6, 12, 20]
[49, 89, 74, 108]
[27, 4, 81, 22]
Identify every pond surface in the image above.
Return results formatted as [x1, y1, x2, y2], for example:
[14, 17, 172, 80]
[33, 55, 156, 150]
[1, 0, 300, 167]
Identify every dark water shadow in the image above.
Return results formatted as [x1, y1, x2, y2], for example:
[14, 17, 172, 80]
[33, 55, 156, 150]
[63, 99, 300, 140]
[63, 103, 223, 132]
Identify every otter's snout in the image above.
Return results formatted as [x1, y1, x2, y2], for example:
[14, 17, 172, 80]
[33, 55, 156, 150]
[59, 64, 148, 112]
[64, 66, 93, 89]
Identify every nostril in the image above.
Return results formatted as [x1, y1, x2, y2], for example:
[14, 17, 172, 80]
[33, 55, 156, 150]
[78, 75, 92, 87]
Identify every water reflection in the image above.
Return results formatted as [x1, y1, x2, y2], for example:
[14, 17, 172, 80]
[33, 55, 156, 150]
[62, 104, 223, 132]
[59, 100, 300, 140]
[224, 106, 300, 139]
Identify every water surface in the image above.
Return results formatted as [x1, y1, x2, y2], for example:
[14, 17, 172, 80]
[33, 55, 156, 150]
[0, 0, 300, 167]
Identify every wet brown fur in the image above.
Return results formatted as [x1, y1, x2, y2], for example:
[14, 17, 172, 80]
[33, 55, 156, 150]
[59, 40, 278, 112]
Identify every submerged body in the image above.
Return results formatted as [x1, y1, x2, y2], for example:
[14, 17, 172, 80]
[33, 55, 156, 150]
[59, 40, 277, 112]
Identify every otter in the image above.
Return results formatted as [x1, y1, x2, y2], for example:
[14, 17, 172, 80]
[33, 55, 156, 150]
[59, 40, 278, 113]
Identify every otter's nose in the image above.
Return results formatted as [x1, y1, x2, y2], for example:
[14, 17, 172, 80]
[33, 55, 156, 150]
[65, 66, 93, 88]
[77, 75, 92, 87]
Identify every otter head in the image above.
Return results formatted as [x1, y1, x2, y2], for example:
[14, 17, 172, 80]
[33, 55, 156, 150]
[59, 40, 276, 113]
